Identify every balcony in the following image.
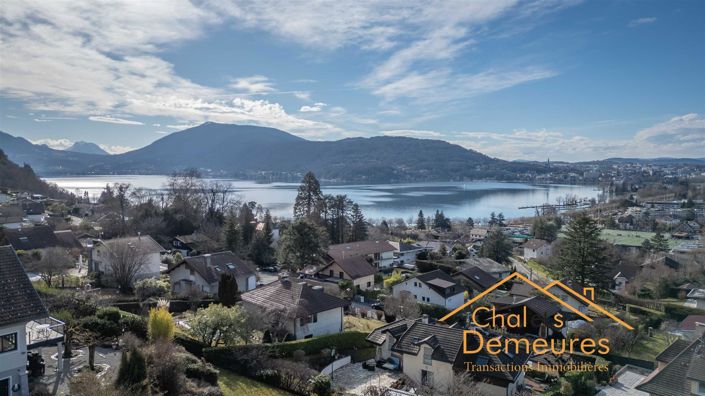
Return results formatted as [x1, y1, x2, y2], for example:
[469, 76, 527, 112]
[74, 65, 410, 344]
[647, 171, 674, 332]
[27, 317, 65, 349]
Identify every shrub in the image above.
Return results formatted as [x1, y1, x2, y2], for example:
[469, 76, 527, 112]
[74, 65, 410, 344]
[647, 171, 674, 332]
[134, 277, 170, 301]
[96, 307, 122, 323]
[419, 303, 451, 319]
[309, 374, 332, 396]
[119, 315, 148, 339]
[664, 304, 705, 321]
[184, 362, 219, 386]
[292, 349, 306, 362]
[175, 333, 207, 357]
[115, 349, 147, 392]
[79, 316, 121, 338]
[148, 341, 184, 395]
[148, 307, 174, 342]
[272, 331, 369, 356]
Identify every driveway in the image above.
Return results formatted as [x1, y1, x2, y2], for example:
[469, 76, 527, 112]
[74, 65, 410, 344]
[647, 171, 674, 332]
[331, 363, 403, 395]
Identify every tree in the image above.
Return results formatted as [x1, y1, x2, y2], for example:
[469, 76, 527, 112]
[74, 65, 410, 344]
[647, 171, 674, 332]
[293, 171, 324, 221]
[416, 210, 426, 230]
[349, 203, 368, 242]
[218, 273, 240, 307]
[497, 212, 506, 227]
[651, 232, 669, 252]
[466, 217, 474, 229]
[223, 216, 241, 253]
[263, 306, 296, 343]
[29, 247, 74, 288]
[479, 229, 512, 263]
[641, 238, 653, 252]
[250, 232, 275, 267]
[133, 277, 170, 301]
[489, 212, 498, 227]
[532, 217, 558, 242]
[322, 194, 352, 244]
[114, 183, 131, 235]
[107, 240, 149, 291]
[190, 304, 247, 346]
[433, 210, 451, 231]
[452, 244, 469, 260]
[384, 291, 421, 320]
[277, 219, 328, 271]
[559, 213, 612, 288]
[115, 349, 147, 392]
[262, 209, 274, 246]
[148, 306, 174, 342]
[239, 203, 256, 246]
[438, 243, 448, 257]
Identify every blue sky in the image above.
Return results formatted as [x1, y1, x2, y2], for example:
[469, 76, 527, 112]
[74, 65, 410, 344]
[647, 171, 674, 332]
[0, 0, 703, 161]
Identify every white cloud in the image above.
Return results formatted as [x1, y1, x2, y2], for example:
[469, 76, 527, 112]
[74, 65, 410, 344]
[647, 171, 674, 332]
[154, 130, 170, 134]
[293, 91, 311, 100]
[299, 102, 327, 112]
[33, 118, 52, 123]
[99, 144, 134, 154]
[229, 75, 276, 94]
[30, 138, 73, 150]
[629, 17, 657, 27]
[88, 115, 144, 125]
[382, 129, 442, 138]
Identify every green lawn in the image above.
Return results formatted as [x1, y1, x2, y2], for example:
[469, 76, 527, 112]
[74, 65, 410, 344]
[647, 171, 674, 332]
[524, 259, 553, 279]
[344, 315, 385, 333]
[599, 229, 678, 248]
[219, 370, 292, 396]
[624, 331, 671, 361]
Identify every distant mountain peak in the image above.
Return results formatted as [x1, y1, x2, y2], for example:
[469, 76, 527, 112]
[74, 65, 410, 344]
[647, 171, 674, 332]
[65, 141, 109, 155]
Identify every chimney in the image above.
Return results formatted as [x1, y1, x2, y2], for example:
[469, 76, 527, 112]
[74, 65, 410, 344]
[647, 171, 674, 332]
[204, 253, 211, 266]
[421, 314, 429, 324]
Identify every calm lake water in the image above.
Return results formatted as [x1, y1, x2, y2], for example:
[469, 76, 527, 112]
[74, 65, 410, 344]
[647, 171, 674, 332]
[44, 175, 601, 221]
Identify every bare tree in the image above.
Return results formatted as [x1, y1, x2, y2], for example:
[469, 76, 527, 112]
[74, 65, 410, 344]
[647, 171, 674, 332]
[201, 180, 233, 223]
[264, 306, 296, 343]
[107, 240, 149, 291]
[28, 247, 75, 287]
[384, 291, 421, 320]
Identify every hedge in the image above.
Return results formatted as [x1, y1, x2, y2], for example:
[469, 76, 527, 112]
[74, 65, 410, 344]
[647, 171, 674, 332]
[419, 303, 451, 320]
[663, 304, 705, 322]
[175, 333, 207, 357]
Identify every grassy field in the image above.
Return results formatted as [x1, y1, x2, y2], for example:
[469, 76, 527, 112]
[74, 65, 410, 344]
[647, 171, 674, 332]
[625, 332, 671, 361]
[219, 370, 292, 396]
[600, 229, 679, 248]
[344, 315, 385, 333]
[524, 259, 553, 279]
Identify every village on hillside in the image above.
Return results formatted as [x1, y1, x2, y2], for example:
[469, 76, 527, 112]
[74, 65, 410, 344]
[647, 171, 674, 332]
[1, 159, 704, 396]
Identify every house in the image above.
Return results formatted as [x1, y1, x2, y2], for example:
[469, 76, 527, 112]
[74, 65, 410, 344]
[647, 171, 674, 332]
[522, 239, 551, 260]
[240, 278, 349, 340]
[21, 201, 45, 224]
[469, 227, 489, 240]
[0, 245, 60, 396]
[170, 233, 218, 256]
[453, 266, 499, 296]
[90, 235, 163, 281]
[610, 262, 640, 293]
[672, 221, 702, 238]
[482, 295, 563, 337]
[677, 315, 705, 339]
[316, 255, 377, 291]
[685, 288, 705, 310]
[4, 226, 81, 251]
[388, 241, 427, 267]
[459, 257, 512, 279]
[545, 280, 591, 315]
[642, 255, 681, 271]
[328, 240, 396, 269]
[167, 251, 256, 296]
[0, 216, 23, 230]
[636, 335, 705, 396]
[391, 269, 464, 310]
[367, 319, 529, 395]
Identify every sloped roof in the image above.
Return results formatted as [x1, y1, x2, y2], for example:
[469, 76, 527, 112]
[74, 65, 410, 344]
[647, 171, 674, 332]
[637, 336, 705, 396]
[0, 245, 48, 326]
[328, 240, 395, 260]
[100, 235, 163, 255]
[241, 278, 349, 317]
[524, 239, 549, 250]
[655, 339, 690, 364]
[53, 230, 82, 249]
[454, 266, 499, 290]
[412, 269, 461, 296]
[679, 315, 705, 331]
[366, 319, 416, 345]
[4, 225, 62, 250]
[318, 255, 376, 279]
[460, 257, 510, 275]
[168, 251, 255, 284]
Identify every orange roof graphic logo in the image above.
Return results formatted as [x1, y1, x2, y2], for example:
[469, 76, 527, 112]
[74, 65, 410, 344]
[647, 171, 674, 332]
[440, 271, 634, 331]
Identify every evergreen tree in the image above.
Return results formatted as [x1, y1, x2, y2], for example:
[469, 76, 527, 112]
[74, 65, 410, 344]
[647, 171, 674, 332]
[650, 232, 669, 252]
[416, 210, 426, 230]
[262, 209, 274, 246]
[218, 273, 239, 307]
[558, 213, 612, 288]
[293, 171, 324, 221]
[489, 212, 498, 227]
[116, 349, 147, 390]
[439, 243, 448, 257]
[380, 220, 390, 234]
[239, 203, 256, 246]
[223, 216, 241, 253]
[323, 194, 352, 244]
[249, 232, 275, 267]
[533, 217, 558, 242]
[641, 238, 653, 252]
[466, 217, 474, 228]
[349, 203, 368, 242]
[479, 229, 512, 263]
[497, 212, 506, 227]
[277, 219, 328, 271]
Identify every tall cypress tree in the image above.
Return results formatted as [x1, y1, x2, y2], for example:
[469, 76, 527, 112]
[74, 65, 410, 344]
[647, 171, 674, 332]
[218, 273, 239, 307]
[293, 171, 324, 221]
[349, 203, 368, 242]
[559, 212, 612, 288]
[416, 210, 426, 230]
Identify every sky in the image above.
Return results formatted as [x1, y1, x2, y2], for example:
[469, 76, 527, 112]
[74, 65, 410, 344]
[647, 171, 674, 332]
[0, 0, 704, 161]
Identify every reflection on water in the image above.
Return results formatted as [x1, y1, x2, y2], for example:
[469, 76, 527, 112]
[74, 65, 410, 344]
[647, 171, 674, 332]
[45, 175, 601, 221]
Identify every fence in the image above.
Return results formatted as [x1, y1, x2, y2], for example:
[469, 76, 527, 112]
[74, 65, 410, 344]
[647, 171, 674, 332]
[320, 355, 351, 375]
[611, 292, 665, 312]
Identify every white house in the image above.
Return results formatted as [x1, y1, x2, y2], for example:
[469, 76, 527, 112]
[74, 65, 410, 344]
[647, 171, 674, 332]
[90, 235, 163, 282]
[241, 279, 349, 340]
[686, 289, 705, 310]
[388, 241, 427, 268]
[367, 320, 529, 395]
[328, 240, 396, 269]
[523, 239, 551, 260]
[545, 280, 591, 315]
[392, 269, 464, 310]
[316, 255, 377, 291]
[167, 251, 256, 296]
[0, 245, 51, 396]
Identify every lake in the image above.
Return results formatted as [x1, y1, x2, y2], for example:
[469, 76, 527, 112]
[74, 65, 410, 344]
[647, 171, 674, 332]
[44, 175, 602, 222]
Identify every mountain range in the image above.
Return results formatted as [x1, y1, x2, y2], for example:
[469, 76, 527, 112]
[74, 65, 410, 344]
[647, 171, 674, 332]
[65, 141, 109, 155]
[0, 123, 540, 183]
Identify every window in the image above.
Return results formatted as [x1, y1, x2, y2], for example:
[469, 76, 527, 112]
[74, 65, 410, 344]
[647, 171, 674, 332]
[339, 271, 344, 278]
[421, 369, 433, 385]
[423, 347, 433, 365]
[367, 281, 371, 287]
[0, 333, 17, 353]
[413, 281, 417, 287]
[312, 313, 318, 323]
[0, 378, 9, 396]
[329, 270, 334, 277]
[698, 381, 705, 394]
